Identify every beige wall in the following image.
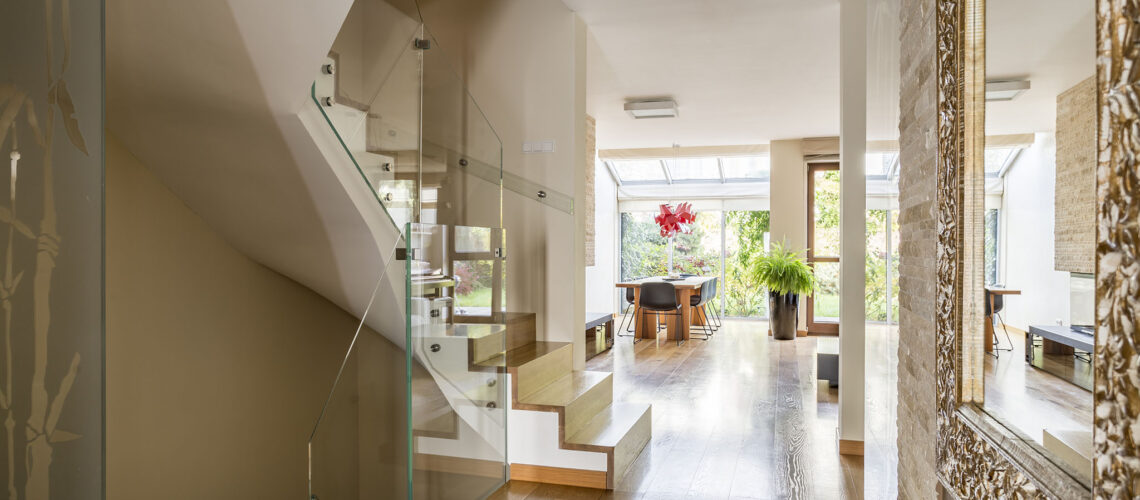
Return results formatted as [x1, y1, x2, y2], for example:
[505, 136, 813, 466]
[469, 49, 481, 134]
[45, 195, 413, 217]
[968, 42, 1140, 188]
[105, 134, 405, 499]
[769, 139, 809, 328]
[418, 0, 589, 367]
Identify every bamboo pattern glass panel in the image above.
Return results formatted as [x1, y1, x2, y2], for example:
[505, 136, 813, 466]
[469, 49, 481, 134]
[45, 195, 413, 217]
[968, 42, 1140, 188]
[0, 0, 104, 498]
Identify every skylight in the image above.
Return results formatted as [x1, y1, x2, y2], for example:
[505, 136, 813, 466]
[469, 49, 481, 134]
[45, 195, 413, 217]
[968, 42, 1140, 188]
[610, 159, 667, 182]
[607, 155, 770, 185]
[664, 157, 720, 181]
[721, 156, 770, 180]
[984, 148, 1018, 177]
[866, 152, 898, 178]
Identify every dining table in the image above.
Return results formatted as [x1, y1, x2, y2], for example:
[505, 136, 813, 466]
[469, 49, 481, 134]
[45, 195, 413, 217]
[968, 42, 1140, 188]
[615, 276, 716, 342]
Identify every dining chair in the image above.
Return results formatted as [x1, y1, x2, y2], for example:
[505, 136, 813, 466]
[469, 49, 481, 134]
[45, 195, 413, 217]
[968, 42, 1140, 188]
[639, 282, 684, 346]
[617, 286, 638, 339]
[708, 277, 723, 329]
[985, 290, 1013, 356]
[688, 280, 715, 340]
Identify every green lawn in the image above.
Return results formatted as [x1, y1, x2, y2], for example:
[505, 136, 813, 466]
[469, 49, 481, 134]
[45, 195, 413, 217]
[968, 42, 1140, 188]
[814, 294, 840, 319]
[455, 287, 494, 308]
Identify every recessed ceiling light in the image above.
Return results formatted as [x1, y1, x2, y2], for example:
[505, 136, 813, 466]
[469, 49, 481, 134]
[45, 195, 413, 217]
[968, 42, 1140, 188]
[624, 99, 678, 119]
[985, 80, 1030, 102]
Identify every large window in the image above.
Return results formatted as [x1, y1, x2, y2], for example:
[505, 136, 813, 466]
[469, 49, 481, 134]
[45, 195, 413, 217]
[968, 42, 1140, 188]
[724, 211, 770, 317]
[620, 209, 770, 318]
[619, 211, 720, 278]
[985, 208, 1000, 285]
[866, 209, 900, 323]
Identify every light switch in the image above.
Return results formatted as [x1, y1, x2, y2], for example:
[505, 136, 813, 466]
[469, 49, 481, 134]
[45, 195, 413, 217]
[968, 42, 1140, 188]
[523, 140, 556, 154]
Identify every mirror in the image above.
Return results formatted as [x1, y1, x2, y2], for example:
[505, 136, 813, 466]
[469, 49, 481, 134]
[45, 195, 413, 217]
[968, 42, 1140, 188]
[980, 0, 1097, 485]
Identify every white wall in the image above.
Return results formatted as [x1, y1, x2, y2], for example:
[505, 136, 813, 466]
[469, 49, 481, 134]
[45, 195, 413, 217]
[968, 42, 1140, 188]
[999, 132, 1071, 330]
[585, 159, 619, 314]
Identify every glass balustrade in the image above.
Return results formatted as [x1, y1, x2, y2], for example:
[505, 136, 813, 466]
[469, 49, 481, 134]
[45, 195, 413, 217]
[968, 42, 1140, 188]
[309, 238, 410, 499]
[306, 0, 567, 497]
[406, 223, 508, 499]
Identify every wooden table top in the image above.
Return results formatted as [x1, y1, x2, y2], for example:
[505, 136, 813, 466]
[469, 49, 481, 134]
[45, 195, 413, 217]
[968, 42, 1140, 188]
[985, 287, 1021, 295]
[615, 276, 716, 290]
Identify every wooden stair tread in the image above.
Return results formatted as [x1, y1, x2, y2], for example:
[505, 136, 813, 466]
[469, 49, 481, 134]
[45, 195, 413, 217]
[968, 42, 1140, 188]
[566, 402, 651, 449]
[448, 323, 506, 339]
[477, 341, 572, 369]
[519, 371, 611, 407]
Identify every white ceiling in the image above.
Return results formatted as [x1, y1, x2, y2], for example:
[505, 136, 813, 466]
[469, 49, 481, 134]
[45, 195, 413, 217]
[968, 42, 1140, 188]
[565, 0, 841, 150]
[986, 0, 1096, 135]
[568, 0, 1093, 150]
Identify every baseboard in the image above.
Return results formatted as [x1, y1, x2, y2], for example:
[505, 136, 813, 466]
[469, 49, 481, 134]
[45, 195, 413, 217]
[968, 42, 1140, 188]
[510, 463, 607, 489]
[838, 439, 864, 456]
[414, 453, 505, 478]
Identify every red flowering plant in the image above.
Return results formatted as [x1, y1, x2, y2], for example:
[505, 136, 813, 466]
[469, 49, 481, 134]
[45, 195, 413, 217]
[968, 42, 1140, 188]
[654, 202, 696, 238]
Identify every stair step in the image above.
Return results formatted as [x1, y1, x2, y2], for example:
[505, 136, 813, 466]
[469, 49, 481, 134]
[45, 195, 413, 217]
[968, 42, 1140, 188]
[501, 312, 538, 350]
[478, 341, 573, 401]
[566, 402, 652, 487]
[448, 323, 507, 364]
[519, 371, 614, 437]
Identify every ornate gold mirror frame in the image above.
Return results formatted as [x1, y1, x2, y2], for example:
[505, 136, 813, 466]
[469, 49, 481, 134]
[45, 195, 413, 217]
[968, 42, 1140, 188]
[933, 0, 1139, 497]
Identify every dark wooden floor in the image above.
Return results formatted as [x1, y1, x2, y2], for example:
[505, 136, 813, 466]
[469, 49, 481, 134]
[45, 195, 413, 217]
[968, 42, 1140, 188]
[488, 320, 899, 500]
[984, 325, 1093, 449]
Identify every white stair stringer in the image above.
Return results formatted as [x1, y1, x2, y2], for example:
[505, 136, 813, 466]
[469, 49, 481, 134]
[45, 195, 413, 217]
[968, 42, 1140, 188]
[507, 380, 610, 473]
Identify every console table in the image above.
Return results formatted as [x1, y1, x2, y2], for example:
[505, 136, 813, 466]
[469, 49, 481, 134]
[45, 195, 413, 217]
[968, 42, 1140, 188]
[1026, 324, 1094, 364]
[585, 312, 614, 360]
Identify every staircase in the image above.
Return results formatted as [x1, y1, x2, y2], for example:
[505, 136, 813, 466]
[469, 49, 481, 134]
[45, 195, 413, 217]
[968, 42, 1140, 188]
[412, 313, 651, 490]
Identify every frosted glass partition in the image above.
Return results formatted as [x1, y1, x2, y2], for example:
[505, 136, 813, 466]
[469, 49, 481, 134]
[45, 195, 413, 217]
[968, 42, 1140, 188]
[1, 1, 105, 498]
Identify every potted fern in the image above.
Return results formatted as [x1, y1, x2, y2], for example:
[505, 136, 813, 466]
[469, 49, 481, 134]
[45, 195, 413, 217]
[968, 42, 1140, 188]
[749, 243, 816, 340]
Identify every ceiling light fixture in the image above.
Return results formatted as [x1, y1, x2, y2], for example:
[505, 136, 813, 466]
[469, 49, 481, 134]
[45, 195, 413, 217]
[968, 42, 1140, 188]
[985, 80, 1030, 102]
[624, 99, 678, 119]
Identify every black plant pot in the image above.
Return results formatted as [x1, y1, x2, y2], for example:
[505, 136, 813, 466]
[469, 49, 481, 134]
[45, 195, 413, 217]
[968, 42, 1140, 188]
[769, 292, 799, 340]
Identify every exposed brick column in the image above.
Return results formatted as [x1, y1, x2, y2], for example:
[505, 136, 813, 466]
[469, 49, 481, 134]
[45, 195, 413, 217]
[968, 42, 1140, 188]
[897, 0, 940, 496]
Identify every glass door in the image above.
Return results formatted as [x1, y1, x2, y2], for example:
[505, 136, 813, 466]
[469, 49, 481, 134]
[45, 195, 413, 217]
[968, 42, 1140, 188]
[807, 163, 840, 334]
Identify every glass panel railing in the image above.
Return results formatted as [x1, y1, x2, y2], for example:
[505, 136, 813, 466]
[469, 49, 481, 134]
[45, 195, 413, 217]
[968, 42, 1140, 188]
[308, 0, 565, 497]
[406, 223, 507, 499]
[309, 239, 409, 500]
[313, 0, 423, 231]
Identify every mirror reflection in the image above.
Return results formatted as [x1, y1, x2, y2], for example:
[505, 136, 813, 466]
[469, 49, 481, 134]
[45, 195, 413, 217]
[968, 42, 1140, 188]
[981, 0, 1096, 484]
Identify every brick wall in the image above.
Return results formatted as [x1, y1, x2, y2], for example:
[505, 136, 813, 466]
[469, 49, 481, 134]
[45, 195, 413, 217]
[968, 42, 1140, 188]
[897, 0, 940, 497]
[1054, 76, 1096, 274]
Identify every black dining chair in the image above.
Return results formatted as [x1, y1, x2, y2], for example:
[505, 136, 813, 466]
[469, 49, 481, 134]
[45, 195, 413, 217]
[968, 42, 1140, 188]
[688, 280, 715, 340]
[617, 286, 638, 338]
[639, 282, 684, 346]
[708, 277, 723, 329]
[985, 290, 1013, 355]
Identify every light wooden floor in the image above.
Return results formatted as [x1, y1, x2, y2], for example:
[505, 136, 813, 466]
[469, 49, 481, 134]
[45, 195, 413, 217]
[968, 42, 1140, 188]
[489, 319, 899, 500]
[984, 325, 1093, 449]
